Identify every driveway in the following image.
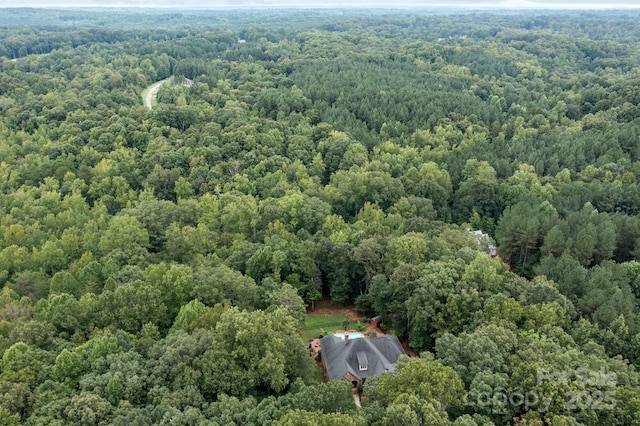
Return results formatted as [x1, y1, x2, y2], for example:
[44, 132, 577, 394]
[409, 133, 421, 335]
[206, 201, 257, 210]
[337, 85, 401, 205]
[145, 78, 169, 109]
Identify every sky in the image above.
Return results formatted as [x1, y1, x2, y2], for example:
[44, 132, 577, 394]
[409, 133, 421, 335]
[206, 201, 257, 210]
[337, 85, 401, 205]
[0, 0, 638, 8]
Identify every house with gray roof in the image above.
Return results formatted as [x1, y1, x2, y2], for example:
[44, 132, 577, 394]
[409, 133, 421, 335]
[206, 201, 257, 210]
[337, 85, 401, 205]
[319, 332, 405, 387]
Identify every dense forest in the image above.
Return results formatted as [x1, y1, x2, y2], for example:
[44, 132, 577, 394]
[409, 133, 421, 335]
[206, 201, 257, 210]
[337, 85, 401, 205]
[1, 7, 640, 425]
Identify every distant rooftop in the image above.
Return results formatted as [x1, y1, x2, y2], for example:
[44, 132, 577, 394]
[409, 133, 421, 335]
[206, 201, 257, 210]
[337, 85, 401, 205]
[468, 228, 497, 256]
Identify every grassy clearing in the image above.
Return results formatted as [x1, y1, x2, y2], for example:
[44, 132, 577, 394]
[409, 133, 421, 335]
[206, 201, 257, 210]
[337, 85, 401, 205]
[301, 313, 354, 339]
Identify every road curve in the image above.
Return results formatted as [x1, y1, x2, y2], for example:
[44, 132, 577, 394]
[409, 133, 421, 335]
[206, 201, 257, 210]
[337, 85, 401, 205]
[145, 78, 169, 110]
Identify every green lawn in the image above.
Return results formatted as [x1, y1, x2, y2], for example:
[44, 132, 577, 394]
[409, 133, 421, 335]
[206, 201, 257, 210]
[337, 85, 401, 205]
[301, 313, 353, 339]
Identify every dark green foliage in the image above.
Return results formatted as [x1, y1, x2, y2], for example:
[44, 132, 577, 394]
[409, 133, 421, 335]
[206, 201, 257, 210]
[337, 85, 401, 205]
[1, 8, 640, 425]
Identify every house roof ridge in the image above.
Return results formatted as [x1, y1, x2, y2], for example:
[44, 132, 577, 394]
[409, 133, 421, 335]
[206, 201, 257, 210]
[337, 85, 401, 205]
[362, 336, 395, 372]
[320, 332, 404, 382]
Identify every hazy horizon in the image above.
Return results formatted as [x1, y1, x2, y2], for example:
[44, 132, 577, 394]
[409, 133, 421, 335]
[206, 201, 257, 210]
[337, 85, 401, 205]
[1, 0, 639, 10]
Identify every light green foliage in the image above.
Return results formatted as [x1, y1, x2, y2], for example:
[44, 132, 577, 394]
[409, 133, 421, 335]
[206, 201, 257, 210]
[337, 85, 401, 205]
[264, 282, 307, 326]
[436, 332, 507, 386]
[365, 357, 465, 415]
[7, 320, 56, 350]
[201, 307, 313, 398]
[49, 271, 80, 297]
[496, 199, 558, 276]
[170, 299, 209, 333]
[34, 293, 84, 333]
[0, 408, 21, 426]
[0, 286, 20, 308]
[52, 349, 84, 384]
[275, 410, 365, 426]
[1, 9, 640, 426]
[79, 350, 147, 406]
[145, 262, 194, 317]
[146, 329, 212, 399]
[401, 162, 453, 216]
[219, 193, 260, 236]
[386, 232, 429, 269]
[350, 235, 385, 292]
[500, 163, 556, 207]
[97, 281, 168, 332]
[0, 381, 34, 420]
[384, 394, 450, 426]
[63, 392, 113, 426]
[1, 342, 52, 388]
[462, 253, 506, 292]
[192, 264, 259, 309]
[98, 215, 149, 266]
[454, 160, 500, 223]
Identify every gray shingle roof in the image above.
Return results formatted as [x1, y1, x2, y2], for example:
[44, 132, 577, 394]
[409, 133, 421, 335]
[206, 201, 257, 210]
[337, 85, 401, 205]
[320, 334, 405, 381]
[356, 351, 368, 367]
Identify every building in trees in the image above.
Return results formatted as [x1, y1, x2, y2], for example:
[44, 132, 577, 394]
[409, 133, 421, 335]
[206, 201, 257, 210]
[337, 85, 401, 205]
[319, 332, 405, 388]
[369, 315, 383, 328]
[468, 229, 498, 257]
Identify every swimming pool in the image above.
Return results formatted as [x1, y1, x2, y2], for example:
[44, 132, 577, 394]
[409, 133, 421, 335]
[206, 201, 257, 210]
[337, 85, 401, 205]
[335, 332, 364, 340]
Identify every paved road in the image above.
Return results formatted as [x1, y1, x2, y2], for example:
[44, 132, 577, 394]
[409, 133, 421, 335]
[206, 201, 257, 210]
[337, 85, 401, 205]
[145, 78, 169, 110]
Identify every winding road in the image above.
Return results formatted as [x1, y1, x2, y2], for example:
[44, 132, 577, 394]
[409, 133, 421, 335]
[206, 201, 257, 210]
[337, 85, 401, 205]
[145, 78, 169, 110]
